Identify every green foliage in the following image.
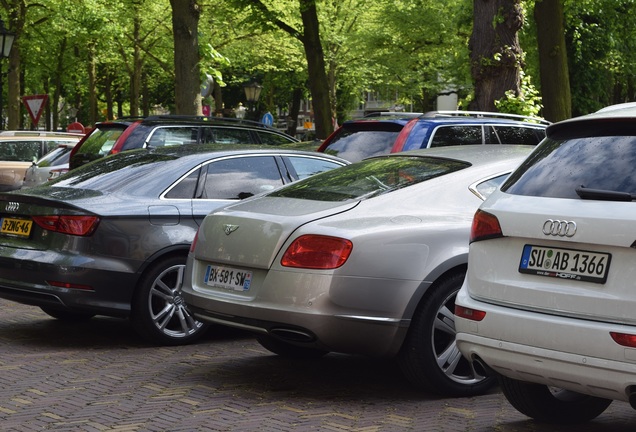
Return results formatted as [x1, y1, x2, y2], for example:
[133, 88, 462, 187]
[494, 70, 543, 117]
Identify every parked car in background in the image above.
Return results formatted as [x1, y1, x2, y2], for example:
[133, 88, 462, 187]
[455, 104, 636, 423]
[0, 131, 83, 191]
[181, 145, 533, 396]
[69, 115, 300, 169]
[317, 111, 549, 162]
[0, 144, 347, 345]
[22, 141, 78, 188]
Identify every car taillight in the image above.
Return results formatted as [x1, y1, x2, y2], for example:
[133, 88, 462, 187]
[470, 209, 503, 243]
[610, 332, 636, 348]
[454, 305, 486, 321]
[190, 229, 199, 253]
[32, 215, 100, 236]
[281, 235, 353, 269]
[391, 118, 418, 152]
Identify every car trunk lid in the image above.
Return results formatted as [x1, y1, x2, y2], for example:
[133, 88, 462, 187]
[193, 196, 359, 269]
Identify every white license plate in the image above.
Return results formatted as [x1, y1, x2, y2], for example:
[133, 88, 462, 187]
[204, 265, 252, 291]
[519, 244, 611, 284]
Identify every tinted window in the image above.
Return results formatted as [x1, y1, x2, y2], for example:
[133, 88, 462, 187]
[270, 156, 469, 202]
[491, 125, 544, 145]
[198, 156, 283, 200]
[209, 128, 253, 144]
[75, 127, 124, 159]
[503, 136, 636, 199]
[429, 126, 483, 147]
[284, 156, 344, 179]
[147, 127, 198, 147]
[323, 130, 400, 162]
[165, 169, 200, 199]
[257, 131, 294, 145]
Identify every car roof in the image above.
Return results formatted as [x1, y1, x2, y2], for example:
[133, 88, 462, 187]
[343, 110, 550, 127]
[547, 104, 636, 140]
[0, 131, 84, 139]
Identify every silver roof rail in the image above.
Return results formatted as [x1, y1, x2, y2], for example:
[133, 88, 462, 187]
[422, 110, 551, 125]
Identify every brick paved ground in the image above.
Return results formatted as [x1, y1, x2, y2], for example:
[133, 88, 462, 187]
[0, 298, 634, 431]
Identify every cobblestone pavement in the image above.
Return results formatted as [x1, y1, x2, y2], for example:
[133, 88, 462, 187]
[0, 299, 634, 431]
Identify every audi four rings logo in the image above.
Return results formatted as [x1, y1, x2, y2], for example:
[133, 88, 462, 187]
[5, 202, 18, 212]
[542, 219, 576, 237]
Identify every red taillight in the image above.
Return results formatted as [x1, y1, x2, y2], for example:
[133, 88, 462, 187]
[391, 118, 418, 152]
[610, 332, 636, 348]
[32, 215, 100, 236]
[454, 305, 486, 321]
[47, 280, 94, 291]
[281, 235, 353, 269]
[190, 229, 199, 253]
[470, 209, 503, 243]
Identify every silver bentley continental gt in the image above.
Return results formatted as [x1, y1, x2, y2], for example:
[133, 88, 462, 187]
[182, 145, 535, 396]
[0, 144, 347, 345]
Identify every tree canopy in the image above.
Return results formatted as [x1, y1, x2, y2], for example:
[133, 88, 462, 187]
[1, 0, 632, 131]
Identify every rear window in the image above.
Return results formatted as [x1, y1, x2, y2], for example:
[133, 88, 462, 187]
[269, 155, 469, 202]
[72, 126, 125, 165]
[0, 141, 43, 161]
[503, 136, 636, 199]
[321, 123, 403, 162]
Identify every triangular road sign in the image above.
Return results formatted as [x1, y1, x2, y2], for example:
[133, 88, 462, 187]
[22, 94, 48, 125]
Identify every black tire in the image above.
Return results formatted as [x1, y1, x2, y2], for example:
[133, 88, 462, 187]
[40, 307, 95, 322]
[131, 255, 208, 345]
[499, 376, 612, 424]
[397, 271, 496, 396]
[257, 335, 329, 359]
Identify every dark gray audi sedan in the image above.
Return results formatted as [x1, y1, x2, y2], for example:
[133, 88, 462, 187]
[0, 144, 347, 345]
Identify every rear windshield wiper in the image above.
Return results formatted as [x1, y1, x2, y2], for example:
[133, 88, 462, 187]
[576, 185, 636, 201]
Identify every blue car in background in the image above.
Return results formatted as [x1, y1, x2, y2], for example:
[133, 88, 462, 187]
[317, 110, 549, 162]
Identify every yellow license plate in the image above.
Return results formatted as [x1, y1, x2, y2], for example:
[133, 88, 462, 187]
[1, 217, 33, 237]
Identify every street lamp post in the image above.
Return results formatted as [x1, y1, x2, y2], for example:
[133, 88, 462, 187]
[0, 20, 14, 130]
[243, 81, 262, 121]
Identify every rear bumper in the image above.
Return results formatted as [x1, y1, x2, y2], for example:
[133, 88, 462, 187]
[455, 288, 636, 403]
[0, 254, 140, 317]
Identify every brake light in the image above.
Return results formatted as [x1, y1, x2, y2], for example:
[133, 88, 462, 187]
[391, 118, 418, 152]
[47, 280, 94, 291]
[454, 305, 486, 321]
[32, 215, 100, 236]
[281, 235, 353, 269]
[610, 332, 636, 348]
[470, 209, 503, 243]
[190, 229, 199, 253]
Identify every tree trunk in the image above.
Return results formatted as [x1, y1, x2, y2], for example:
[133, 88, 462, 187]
[170, 0, 202, 116]
[88, 42, 98, 125]
[534, 0, 571, 122]
[287, 88, 302, 137]
[299, 0, 332, 139]
[469, 0, 524, 112]
[53, 38, 66, 130]
[130, 11, 142, 117]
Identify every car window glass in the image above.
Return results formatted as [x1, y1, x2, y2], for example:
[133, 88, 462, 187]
[0, 141, 43, 161]
[146, 127, 198, 147]
[503, 136, 636, 199]
[77, 127, 124, 156]
[285, 156, 345, 179]
[492, 125, 543, 145]
[164, 168, 200, 199]
[36, 146, 72, 167]
[210, 128, 253, 144]
[323, 130, 399, 162]
[429, 126, 483, 147]
[471, 173, 510, 199]
[199, 156, 283, 200]
[257, 131, 291, 145]
[270, 156, 469, 202]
